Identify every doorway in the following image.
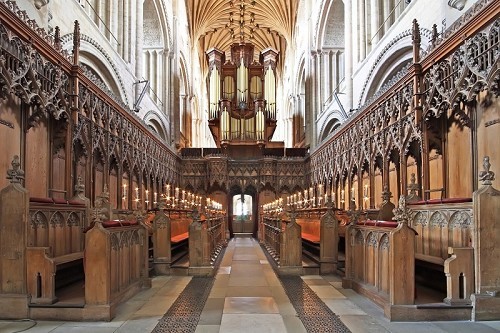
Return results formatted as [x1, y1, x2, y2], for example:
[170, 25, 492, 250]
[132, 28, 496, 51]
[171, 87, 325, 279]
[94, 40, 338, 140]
[232, 194, 253, 233]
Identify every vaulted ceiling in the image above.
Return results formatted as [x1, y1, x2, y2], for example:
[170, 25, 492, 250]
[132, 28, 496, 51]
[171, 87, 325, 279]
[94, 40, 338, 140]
[185, 0, 299, 67]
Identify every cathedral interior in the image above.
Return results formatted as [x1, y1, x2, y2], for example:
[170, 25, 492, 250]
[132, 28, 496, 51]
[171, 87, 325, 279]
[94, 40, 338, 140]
[0, 0, 499, 332]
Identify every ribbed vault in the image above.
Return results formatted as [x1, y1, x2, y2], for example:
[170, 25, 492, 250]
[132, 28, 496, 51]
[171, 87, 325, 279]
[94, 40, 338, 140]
[186, 0, 299, 67]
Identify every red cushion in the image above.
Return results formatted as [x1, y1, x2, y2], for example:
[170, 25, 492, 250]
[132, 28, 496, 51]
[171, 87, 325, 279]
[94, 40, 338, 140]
[360, 220, 398, 228]
[376, 221, 398, 228]
[171, 232, 189, 243]
[30, 197, 54, 204]
[409, 198, 472, 205]
[53, 198, 68, 204]
[68, 200, 86, 206]
[301, 232, 320, 243]
[102, 220, 138, 228]
[102, 221, 122, 228]
[359, 220, 376, 226]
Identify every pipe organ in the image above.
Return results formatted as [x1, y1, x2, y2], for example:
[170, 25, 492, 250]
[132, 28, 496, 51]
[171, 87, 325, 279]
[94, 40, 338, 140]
[207, 43, 279, 148]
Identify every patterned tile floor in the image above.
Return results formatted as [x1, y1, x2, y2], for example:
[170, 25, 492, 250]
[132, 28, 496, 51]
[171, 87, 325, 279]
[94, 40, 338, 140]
[2, 237, 500, 332]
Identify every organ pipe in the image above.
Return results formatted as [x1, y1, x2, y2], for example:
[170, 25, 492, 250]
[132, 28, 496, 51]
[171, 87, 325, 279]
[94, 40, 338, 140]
[206, 44, 278, 146]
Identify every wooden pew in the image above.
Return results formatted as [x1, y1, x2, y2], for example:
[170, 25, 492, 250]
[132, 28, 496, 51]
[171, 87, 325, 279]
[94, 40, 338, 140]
[26, 197, 88, 304]
[261, 211, 302, 275]
[150, 208, 192, 274]
[294, 205, 340, 274]
[84, 219, 150, 321]
[189, 209, 227, 276]
[408, 198, 474, 304]
[343, 214, 416, 319]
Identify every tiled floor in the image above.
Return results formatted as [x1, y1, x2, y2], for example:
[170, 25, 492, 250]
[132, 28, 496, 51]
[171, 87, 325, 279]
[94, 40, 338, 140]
[2, 237, 500, 332]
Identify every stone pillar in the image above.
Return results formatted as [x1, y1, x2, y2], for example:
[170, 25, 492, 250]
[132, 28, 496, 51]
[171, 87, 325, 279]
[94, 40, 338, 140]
[345, 0, 353, 111]
[383, 0, 391, 33]
[135, 0, 144, 99]
[110, 0, 118, 49]
[316, 50, 323, 113]
[359, 0, 366, 60]
[351, 0, 358, 64]
[123, 0, 130, 61]
[323, 50, 331, 104]
[158, 49, 164, 106]
[371, 0, 380, 44]
[307, 51, 317, 149]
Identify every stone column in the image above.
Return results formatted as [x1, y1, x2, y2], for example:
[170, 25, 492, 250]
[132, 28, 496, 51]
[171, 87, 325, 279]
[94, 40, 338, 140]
[371, 0, 380, 45]
[310, 51, 318, 149]
[135, 0, 144, 98]
[359, 0, 366, 60]
[383, 0, 391, 33]
[316, 50, 323, 112]
[345, 0, 353, 111]
[323, 50, 331, 104]
[110, 0, 118, 49]
[351, 0, 358, 64]
[123, 0, 130, 61]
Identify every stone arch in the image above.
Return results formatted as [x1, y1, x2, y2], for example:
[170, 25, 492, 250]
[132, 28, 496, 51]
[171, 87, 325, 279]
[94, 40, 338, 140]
[358, 29, 432, 106]
[318, 113, 342, 143]
[60, 33, 129, 106]
[144, 110, 169, 142]
[317, 0, 344, 49]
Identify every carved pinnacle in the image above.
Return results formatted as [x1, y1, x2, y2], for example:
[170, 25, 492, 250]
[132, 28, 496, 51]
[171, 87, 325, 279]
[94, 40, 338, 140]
[74, 175, 85, 195]
[393, 195, 412, 225]
[479, 156, 495, 186]
[6, 155, 25, 184]
[381, 184, 392, 203]
[407, 173, 420, 193]
[412, 19, 421, 45]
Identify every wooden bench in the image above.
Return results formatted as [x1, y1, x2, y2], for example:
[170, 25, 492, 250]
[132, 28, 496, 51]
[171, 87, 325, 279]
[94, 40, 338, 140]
[408, 198, 474, 304]
[85, 220, 150, 321]
[261, 213, 302, 274]
[26, 197, 87, 305]
[189, 211, 228, 275]
[150, 208, 192, 274]
[343, 218, 416, 318]
[291, 206, 340, 274]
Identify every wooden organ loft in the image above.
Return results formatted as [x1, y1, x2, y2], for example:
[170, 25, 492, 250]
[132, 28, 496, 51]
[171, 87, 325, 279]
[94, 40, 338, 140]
[206, 43, 281, 153]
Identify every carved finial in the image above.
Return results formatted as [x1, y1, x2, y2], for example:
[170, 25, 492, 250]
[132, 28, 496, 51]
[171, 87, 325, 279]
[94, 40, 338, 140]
[92, 196, 107, 223]
[407, 173, 421, 202]
[192, 207, 200, 222]
[325, 195, 335, 210]
[412, 19, 421, 44]
[381, 184, 392, 204]
[73, 20, 80, 65]
[479, 156, 495, 186]
[101, 184, 110, 200]
[288, 207, 297, 224]
[54, 26, 61, 50]
[431, 24, 438, 44]
[6, 155, 25, 184]
[73, 20, 80, 49]
[346, 198, 360, 224]
[74, 176, 85, 196]
[157, 195, 167, 210]
[393, 195, 412, 225]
